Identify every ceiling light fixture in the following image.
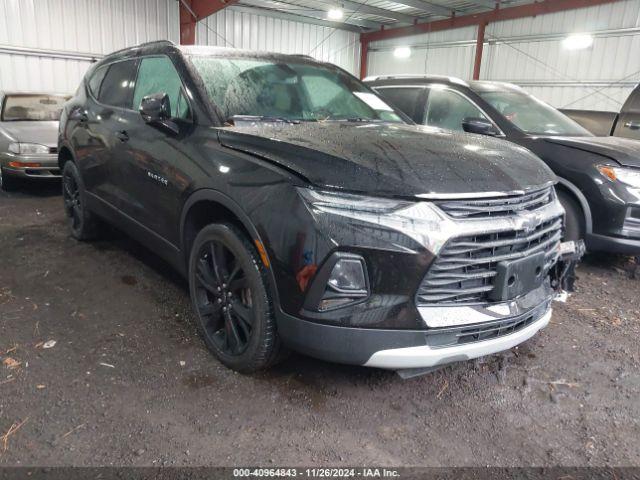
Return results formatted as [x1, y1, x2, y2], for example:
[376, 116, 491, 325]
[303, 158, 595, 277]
[327, 8, 344, 20]
[393, 46, 412, 59]
[562, 33, 594, 51]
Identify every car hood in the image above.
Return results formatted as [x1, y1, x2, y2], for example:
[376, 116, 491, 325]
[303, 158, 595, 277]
[0, 121, 59, 147]
[217, 122, 555, 197]
[544, 136, 640, 168]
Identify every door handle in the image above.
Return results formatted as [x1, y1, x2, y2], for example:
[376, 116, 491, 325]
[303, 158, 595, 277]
[116, 130, 129, 142]
[624, 121, 640, 130]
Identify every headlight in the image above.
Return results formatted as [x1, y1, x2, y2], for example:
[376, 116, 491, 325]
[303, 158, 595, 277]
[8, 142, 50, 155]
[297, 187, 411, 213]
[297, 187, 450, 255]
[598, 165, 640, 189]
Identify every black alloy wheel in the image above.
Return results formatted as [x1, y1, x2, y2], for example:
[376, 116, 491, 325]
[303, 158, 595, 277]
[63, 168, 82, 231]
[194, 239, 254, 355]
[61, 161, 100, 240]
[189, 224, 283, 372]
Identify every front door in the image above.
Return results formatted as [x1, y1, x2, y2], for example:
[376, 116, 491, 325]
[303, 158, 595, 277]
[116, 55, 194, 246]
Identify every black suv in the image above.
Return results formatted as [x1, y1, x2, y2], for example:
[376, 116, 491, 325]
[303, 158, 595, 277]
[59, 41, 567, 374]
[366, 75, 640, 255]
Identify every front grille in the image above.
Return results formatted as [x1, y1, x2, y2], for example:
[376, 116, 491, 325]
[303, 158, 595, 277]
[417, 216, 563, 305]
[436, 187, 553, 219]
[424, 303, 549, 348]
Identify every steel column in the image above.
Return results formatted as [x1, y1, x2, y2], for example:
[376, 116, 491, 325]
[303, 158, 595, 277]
[179, 0, 239, 45]
[472, 21, 487, 80]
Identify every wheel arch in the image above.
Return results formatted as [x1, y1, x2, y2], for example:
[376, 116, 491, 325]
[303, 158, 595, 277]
[58, 145, 74, 170]
[180, 189, 280, 302]
[555, 177, 592, 235]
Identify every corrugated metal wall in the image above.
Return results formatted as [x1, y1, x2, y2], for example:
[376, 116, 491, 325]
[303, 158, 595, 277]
[196, 6, 361, 76]
[367, 0, 640, 111]
[0, 0, 180, 93]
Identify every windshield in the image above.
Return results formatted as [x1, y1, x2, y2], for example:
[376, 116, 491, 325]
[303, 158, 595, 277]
[478, 89, 591, 136]
[1, 94, 69, 122]
[189, 56, 403, 123]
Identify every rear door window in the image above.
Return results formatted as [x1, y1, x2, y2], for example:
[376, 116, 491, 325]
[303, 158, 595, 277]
[98, 59, 138, 109]
[374, 87, 423, 122]
[88, 65, 108, 98]
[132, 56, 190, 119]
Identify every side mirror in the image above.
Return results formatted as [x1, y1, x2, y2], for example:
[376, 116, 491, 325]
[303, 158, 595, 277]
[462, 117, 500, 136]
[140, 93, 171, 122]
[140, 93, 179, 134]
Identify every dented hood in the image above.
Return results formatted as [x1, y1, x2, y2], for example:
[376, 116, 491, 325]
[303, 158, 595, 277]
[544, 136, 640, 168]
[217, 122, 555, 197]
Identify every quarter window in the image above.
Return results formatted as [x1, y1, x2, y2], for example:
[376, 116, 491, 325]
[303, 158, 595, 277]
[88, 65, 108, 98]
[425, 87, 489, 132]
[133, 56, 190, 119]
[375, 87, 423, 122]
[98, 60, 138, 109]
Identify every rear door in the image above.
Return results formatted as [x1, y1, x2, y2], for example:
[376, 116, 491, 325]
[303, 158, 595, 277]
[613, 86, 640, 140]
[81, 59, 138, 209]
[116, 55, 194, 245]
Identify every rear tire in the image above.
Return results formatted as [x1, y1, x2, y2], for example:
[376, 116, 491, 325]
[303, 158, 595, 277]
[62, 161, 101, 240]
[0, 168, 19, 191]
[188, 223, 283, 373]
[557, 190, 584, 242]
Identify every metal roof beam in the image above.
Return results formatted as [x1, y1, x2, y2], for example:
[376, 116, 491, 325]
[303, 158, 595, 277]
[229, 4, 366, 32]
[361, 0, 623, 43]
[326, 0, 418, 24]
[465, 0, 499, 8]
[387, 0, 453, 18]
[238, 0, 382, 29]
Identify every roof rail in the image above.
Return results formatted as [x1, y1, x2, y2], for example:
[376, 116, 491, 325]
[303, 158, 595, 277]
[105, 40, 176, 59]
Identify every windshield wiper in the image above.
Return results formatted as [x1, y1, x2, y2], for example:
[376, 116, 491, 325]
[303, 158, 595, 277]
[228, 115, 301, 125]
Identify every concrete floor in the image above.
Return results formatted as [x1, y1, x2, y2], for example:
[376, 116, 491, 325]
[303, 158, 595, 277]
[1, 182, 639, 467]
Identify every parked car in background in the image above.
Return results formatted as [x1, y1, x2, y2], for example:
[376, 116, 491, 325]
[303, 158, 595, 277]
[59, 41, 572, 376]
[366, 75, 640, 256]
[0, 91, 69, 190]
[561, 83, 640, 139]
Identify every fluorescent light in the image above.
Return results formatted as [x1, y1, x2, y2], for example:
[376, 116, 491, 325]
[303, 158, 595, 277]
[327, 8, 343, 20]
[562, 33, 593, 50]
[393, 46, 411, 59]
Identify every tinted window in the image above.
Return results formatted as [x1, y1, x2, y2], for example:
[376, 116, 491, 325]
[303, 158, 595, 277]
[479, 89, 590, 136]
[133, 56, 190, 119]
[98, 60, 138, 108]
[375, 87, 423, 122]
[88, 65, 108, 98]
[425, 87, 489, 132]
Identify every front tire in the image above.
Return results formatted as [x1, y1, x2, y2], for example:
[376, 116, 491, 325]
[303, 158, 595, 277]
[188, 224, 282, 373]
[557, 190, 584, 242]
[0, 168, 19, 191]
[62, 161, 100, 240]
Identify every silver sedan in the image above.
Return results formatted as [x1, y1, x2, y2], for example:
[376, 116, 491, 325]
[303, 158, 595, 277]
[0, 91, 69, 190]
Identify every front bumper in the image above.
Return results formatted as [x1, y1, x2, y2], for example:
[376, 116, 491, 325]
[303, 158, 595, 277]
[277, 302, 552, 369]
[587, 182, 640, 255]
[0, 153, 60, 179]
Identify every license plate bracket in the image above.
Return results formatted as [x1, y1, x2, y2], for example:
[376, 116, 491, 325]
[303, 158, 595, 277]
[488, 251, 546, 302]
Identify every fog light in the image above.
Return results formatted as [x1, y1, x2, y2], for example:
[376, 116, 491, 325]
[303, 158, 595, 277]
[327, 258, 367, 293]
[304, 253, 370, 312]
[320, 257, 368, 311]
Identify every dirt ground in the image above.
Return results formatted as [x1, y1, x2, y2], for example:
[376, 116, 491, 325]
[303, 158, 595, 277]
[1, 181, 639, 467]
